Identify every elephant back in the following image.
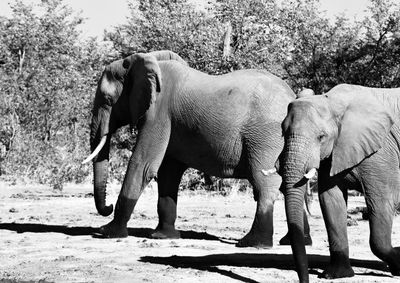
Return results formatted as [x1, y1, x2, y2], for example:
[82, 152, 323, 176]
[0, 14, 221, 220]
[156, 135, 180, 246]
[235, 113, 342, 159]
[148, 50, 188, 66]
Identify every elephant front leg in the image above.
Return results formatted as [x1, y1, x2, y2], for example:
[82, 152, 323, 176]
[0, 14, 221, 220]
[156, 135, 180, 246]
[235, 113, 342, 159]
[151, 158, 187, 239]
[98, 158, 154, 238]
[319, 185, 354, 279]
[99, 138, 170, 237]
[99, 195, 137, 238]
[98, 116, 171, 238]
[387, 247, 400, 276]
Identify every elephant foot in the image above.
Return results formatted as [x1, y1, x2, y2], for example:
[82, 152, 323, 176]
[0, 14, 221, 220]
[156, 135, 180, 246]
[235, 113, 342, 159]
[151, 226, 180, 239]
[236, 232, 273, 248]
[389, 264, 400, 276]
[320, 251, 354, 279]
[279, 232, 313, 246]
[321, 265, 355, 279]
[98, 220, 128, 238]
[388, 247, 400, 276]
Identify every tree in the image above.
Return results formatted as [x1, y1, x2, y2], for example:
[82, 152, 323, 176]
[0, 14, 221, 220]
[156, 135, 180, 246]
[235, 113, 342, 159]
[282, 0, 400, 93]
[0, 0, 106, 187]
[105, 0, 228, 74]
[214, 0, 289, 74]
[2, 0, 400, 188]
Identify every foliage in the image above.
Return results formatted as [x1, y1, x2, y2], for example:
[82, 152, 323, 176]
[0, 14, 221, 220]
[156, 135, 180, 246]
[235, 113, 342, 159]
[283, 0, 400, 93]
[213, 0, 289, 74]
[0, 0, 106, 188]
[105, 0, 226, 74]
[1, 0, 400, 191]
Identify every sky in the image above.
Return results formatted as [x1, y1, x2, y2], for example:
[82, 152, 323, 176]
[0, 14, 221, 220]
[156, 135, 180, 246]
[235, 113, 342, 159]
[0, 0, 370, 38]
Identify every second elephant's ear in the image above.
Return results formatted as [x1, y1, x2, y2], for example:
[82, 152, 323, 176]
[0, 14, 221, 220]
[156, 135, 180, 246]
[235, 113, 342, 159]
[123, 54, 162, 119]
[330, 94, 394, 176]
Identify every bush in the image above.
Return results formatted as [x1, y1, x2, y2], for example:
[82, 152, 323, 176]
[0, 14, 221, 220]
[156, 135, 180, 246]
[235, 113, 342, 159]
[2, 0, 400, 190]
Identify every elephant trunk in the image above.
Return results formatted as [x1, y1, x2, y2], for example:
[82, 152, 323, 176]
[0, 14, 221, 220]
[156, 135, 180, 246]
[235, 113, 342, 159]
[93, 158, 113, 216]
[90, 115, 113, 217]
[281, 134, 312, 283]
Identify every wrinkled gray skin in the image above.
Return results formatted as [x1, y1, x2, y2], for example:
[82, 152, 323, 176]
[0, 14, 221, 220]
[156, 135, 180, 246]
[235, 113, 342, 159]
[296, 88, 315, 98]
[90, 50, 309, 248]
[278, 84, 400, 282]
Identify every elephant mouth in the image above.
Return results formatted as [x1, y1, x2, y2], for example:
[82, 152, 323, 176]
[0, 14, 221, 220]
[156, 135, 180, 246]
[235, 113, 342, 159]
[82, 135, 108, 164]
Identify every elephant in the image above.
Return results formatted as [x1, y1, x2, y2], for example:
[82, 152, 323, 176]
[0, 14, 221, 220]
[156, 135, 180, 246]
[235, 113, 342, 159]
[277, 83, 400, 282]
[83, 49, 312, 248]
[296, 88, 315, 98]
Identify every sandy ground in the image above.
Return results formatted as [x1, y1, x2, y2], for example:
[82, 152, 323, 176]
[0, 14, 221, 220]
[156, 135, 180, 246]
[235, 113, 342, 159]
[0, 181, 399, 283]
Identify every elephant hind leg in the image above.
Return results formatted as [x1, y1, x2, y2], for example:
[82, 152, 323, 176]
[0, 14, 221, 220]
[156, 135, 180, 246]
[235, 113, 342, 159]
[151, 157, 187, 239]
[236, 167, 282, 248]
[236, 162, 312, 248]
[366, 195, 399, 275]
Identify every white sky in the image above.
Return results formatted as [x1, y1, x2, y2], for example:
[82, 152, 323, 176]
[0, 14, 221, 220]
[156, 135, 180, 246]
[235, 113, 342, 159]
[0, 0, 370, 38]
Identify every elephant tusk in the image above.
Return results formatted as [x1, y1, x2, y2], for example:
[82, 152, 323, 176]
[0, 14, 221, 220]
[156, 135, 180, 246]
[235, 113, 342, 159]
[261, 168, 277, 176]
[306, 181, 312, 195]
[304, 168, 317, 179]
[82, 136, 107, 164]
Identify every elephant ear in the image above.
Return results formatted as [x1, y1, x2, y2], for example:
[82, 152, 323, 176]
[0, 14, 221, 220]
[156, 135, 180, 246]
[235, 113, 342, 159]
[122, 54, 162, 121]
[330, 94, 394, 176]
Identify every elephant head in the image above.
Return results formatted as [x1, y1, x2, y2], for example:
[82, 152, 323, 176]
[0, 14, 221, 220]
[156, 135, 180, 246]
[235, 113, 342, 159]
[278, 84, 394, 281]
[296, 88, 315, 98]
[83, 50, 186, 217]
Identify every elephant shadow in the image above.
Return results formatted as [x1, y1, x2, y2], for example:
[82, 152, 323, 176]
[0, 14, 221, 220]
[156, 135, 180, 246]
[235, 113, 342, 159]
[0, 223, 392, 281]
[0, 222, 221, 241]
[140, 253, 392, 282]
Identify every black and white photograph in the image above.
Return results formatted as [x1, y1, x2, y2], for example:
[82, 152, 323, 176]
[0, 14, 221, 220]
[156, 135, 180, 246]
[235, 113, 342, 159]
[0, 0, 399, 282]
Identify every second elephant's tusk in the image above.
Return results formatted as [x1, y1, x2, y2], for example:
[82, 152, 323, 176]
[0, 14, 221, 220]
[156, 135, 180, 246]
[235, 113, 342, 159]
[261, 168, 277, 176]
[306, 181, 312, 195]
[304, 168, 317, 179]
[82, 136, 107, 164]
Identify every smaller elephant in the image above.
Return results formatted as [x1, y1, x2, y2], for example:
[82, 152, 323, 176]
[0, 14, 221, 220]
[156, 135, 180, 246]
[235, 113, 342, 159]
[278, 84, 400, 282]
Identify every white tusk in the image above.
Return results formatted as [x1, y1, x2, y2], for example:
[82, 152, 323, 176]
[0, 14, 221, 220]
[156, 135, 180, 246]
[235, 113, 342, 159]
[304, 168, 317, 179]
[261, 168, 277, 176]
[81, 136, 107, 164]
[306, 181, 312, 195]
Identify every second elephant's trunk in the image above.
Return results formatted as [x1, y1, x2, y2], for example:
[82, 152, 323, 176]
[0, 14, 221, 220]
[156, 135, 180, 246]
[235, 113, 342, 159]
[285, 183, 308, 282]
[281, 135, 312, 282]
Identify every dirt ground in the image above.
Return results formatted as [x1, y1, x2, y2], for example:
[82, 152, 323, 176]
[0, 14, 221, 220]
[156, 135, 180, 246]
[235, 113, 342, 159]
[0, 181, 399, 283]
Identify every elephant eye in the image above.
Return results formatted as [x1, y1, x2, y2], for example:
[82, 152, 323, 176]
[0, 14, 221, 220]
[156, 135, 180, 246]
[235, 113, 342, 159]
[102, 95, 113, 106]
[318, 132, 326, 142]
[113, 72, 121, 80]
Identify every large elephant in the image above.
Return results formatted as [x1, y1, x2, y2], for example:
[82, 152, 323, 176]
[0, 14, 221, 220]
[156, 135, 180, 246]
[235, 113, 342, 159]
[84, 50, 311, 248]
[277, 84, 400, 282]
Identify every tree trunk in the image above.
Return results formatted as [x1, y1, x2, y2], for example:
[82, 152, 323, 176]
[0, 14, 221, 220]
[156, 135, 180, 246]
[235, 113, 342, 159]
[223, 21, 232, 58]
[18, 48, 25, 75]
